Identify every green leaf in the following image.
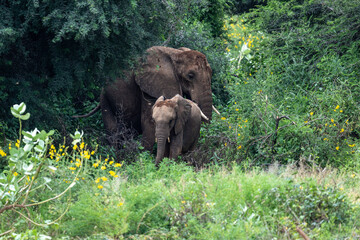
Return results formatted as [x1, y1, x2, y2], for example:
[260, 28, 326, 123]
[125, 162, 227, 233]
[22, 131, 34, 140]
[13, 102, 26, 114]
[22, 162, 34, 172]
[43, 177, 51, 183]
[48, 166, 57, 171]
[10, 108, 21, 119]
[19, 113, 30, 120]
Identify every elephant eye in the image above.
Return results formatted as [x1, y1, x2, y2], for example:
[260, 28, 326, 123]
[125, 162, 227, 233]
[169, 119, 175, 126]
[187, 72, 195, 80]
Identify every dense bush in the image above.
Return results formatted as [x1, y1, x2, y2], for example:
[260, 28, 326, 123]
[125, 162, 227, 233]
[210, 0, 360, 167]
[0, 0, 229, 141]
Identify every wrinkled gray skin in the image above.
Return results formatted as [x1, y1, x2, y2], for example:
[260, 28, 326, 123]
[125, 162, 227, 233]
[74, 46, 213, 152]
[152, 95, 206, 166]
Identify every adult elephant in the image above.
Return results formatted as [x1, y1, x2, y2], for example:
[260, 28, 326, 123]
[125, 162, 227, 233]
[74, 46, 213, 151]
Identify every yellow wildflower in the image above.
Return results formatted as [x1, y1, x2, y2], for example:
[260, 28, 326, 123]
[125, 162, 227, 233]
[109, 171, 116, 177]
[93, 162, 99, 168]
[336, 146, 339, 150]
[0, 149, 6, 157]
[97, 185, 103, 189]
[69, 167, 76, 170]
[331, 119, 334, 123]
[101, 176, 108, 182]
[340, 128, 344, 133]
[13, 172, 19, 177]
[335, 105, 340, 109]
[118, 202, 123, 206]
[73, 145, 78, 150]
[101, 166, 106, 170]
[221, 117, 226, 120]
[349, 144, 356, 147]
[237, 145, 242, 149]
[114, 163, 122, 168]
[109, 161, 114, 165]
[83, 151, 90, 159]
[80, 142, 85, 149]
[95, 178, 100, 183]
[310, 112, 314, 116]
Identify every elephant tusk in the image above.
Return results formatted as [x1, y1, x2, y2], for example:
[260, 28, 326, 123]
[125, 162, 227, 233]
[168, 137, 170, 143]
[212, 105, 220, 116]
[200, 110, 209, 121]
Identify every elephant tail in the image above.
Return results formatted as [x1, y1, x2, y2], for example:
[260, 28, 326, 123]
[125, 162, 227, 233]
[72, 104, 101, 118]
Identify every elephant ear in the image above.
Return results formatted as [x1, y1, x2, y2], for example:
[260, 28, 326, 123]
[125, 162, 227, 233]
[174, 95, 191, 135]
[135, 46, 182, 99]
[153, 96, 165, 109]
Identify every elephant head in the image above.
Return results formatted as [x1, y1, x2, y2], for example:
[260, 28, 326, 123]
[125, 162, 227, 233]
[135, 46, 213, 121]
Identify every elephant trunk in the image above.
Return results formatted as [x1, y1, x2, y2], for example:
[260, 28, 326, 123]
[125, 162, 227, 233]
[193, 90, 213, 122]
[155, 127, 169, 166]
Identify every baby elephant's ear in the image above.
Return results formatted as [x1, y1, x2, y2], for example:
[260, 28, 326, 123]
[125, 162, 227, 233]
[175, 97, 191, 135]
[154, 96, 165, 107]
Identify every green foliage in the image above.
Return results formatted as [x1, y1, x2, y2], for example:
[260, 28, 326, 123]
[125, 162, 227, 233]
[227, 0, 267, 14]
[8, 229, 51, 240]
[62, 190, 129, 237]
[0, 0, 229, 141]
[263, 181, 351, 230]
[212, 0, 360, 167]
[0, 103, 84, 237]
[1, 105, 359, 238]
[60, 160, 360, 239]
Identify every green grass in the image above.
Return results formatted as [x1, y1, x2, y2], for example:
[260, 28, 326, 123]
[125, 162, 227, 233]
[54, 158, 359, 239]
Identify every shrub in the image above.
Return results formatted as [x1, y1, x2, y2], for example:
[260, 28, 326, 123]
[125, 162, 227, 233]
[0, 103, 86, 238]
[210, 0, 360, 167]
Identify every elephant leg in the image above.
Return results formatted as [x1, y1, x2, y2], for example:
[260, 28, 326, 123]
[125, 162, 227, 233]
[100, 91, 117, 135]
[169, 133, 183, 160]
[141, 98, 155, 151]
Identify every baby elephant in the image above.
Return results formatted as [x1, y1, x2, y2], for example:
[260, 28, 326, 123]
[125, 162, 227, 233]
[152, 94, 208, 166]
